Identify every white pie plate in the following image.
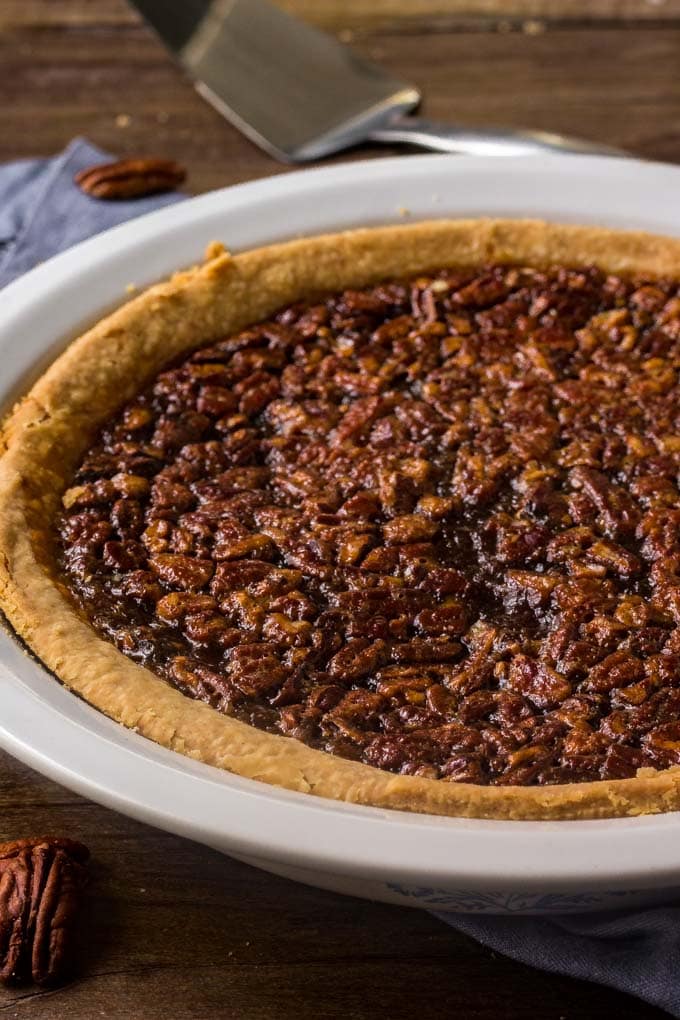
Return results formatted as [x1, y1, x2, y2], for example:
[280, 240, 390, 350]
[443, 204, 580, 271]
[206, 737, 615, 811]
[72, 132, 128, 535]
[2, 153, 680, 915]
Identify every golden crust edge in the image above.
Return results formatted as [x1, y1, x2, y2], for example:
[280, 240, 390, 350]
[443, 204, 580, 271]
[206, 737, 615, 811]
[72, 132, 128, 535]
[3, 217, 680, 820]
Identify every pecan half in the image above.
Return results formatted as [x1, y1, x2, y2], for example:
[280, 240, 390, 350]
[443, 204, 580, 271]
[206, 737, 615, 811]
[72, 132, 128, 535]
[0, 837, 89, 986]
[74, 158, 186, 200]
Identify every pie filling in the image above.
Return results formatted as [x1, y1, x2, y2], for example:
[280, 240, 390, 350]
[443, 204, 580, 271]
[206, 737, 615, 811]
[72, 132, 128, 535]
[58, 264, 680, 787]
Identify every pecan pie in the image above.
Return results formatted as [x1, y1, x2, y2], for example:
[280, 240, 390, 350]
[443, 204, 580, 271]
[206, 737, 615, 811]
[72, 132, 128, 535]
[3, 219, 680, 819]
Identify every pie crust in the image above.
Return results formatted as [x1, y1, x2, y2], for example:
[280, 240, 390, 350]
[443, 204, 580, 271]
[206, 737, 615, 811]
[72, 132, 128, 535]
[3, 217, 680, 820]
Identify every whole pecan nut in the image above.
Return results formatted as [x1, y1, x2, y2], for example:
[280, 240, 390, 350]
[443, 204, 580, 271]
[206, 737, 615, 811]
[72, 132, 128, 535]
[74, 158, 186, 200]
[0, 837, 89, 986]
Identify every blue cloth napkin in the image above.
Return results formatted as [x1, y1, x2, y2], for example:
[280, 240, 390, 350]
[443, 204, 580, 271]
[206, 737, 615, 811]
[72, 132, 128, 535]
[0, 138, 182, 289]
[0, 139, 675, 1018]
[438, 908, 676, 1017]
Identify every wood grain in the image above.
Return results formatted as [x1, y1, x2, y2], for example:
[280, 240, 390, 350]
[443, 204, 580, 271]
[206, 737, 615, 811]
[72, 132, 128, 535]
[1, 0, 680, 195]
[278, 0, 680, 30]
[0, 1, 676, 1016]
[4, 0, 680, 29]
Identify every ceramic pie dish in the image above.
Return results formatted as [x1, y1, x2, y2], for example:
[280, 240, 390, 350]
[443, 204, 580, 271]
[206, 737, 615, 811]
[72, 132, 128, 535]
[3, 154, 680, 913]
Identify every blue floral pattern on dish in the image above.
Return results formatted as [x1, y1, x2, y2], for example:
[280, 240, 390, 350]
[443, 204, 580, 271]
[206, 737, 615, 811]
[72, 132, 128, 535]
[385, 883, 663, 914]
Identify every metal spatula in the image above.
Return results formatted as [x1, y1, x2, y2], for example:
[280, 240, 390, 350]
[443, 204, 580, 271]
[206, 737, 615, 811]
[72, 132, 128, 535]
[132, 0, 622, 161]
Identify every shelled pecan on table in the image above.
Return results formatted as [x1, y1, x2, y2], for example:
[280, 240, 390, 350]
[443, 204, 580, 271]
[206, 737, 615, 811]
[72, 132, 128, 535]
[74, 158, 186, 200]
[0, 837, 89, 986]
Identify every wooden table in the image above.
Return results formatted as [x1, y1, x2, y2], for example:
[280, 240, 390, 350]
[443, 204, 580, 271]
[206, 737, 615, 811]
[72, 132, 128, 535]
[0, 2, 679, 1016]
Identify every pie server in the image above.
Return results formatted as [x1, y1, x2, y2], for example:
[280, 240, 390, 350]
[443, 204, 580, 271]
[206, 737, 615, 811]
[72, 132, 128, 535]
[131, 0, 623, 162]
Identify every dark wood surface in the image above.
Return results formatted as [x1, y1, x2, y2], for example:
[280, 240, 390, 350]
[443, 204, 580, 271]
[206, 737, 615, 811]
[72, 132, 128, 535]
[0, 2, 678, 1016]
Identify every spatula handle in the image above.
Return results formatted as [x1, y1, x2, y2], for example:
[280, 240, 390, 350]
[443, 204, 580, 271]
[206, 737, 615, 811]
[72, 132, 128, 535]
[368, 116, 625, 158]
